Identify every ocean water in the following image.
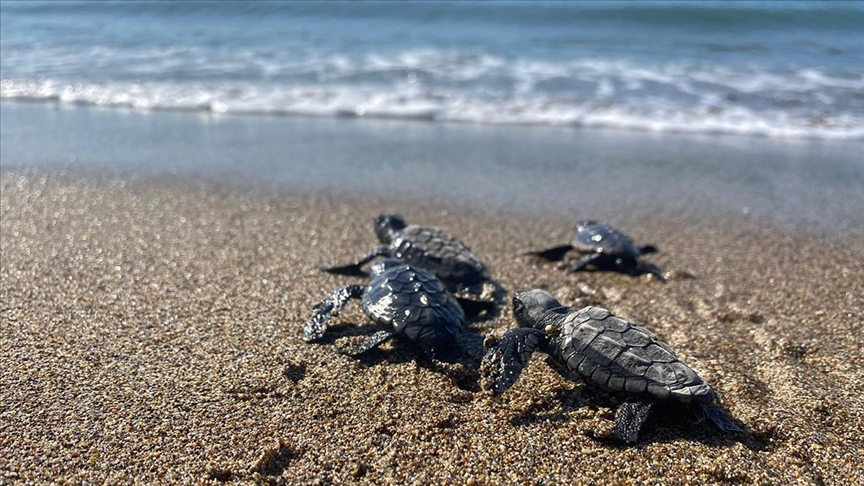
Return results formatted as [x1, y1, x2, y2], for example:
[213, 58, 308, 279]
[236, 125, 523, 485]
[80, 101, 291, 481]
[2, 1, 863, 139]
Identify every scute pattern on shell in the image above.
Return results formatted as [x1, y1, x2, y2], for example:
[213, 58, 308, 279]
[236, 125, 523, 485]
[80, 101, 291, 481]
[390, 225, 488, 286]
[559, 306, 712, 403]
[362, 264, 464, 346]
[572, 221, 640, 257]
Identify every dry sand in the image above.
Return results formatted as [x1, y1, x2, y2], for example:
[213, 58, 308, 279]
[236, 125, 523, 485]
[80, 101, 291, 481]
[1, 168, 862, 484]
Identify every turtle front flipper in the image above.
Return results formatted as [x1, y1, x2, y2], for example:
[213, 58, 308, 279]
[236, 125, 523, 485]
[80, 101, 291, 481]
[303, 284, 364, 342]
[339, 329, 395, 356]
[319, 244, 390, 276]
[480, 328, 549, 397]
[522, 244, 573, 262]
[611, 397, 656, 443]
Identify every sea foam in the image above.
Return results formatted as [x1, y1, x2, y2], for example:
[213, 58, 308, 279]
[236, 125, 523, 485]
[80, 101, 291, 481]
[3, 45, 863, 140]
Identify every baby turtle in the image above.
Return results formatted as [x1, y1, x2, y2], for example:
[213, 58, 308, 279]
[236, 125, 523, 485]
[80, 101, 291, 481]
[525, 220, 664, 281]
[481, 290, 741, 443]
[304, 259, 465, 357]
[321, 213, 505, 314]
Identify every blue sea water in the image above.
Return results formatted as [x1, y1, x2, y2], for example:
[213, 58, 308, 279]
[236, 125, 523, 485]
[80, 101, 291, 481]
[2, 1, 863, 139]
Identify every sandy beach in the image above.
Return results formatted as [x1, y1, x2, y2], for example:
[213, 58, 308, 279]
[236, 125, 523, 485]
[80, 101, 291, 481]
[4, 2, 864, 483]
[2, 168, 862, 484]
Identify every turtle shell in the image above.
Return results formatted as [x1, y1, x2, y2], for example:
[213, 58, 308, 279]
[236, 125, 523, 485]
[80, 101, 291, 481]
[389, 225, 488, 287]
[362, 263, 465, 347]
[572, 221, 640, 257]
[556, 306, 713, 403]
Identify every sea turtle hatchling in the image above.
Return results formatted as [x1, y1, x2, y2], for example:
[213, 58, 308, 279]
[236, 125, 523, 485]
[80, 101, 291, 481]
[525, 220, 664, 281]
[304, 259, 465, 357]
[481, 290, 741, 443]
[321, 213, 505, 314]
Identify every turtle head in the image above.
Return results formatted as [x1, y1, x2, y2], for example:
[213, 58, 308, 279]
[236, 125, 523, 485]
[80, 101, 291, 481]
[375, 213, 407, 243]
[512, 289, 563, 329]
[369, 258, 405, 276]
[576, 220, 599, 231]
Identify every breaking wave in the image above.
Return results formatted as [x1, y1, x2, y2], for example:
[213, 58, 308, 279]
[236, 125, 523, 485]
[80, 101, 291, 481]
[3, 50, 863, 140]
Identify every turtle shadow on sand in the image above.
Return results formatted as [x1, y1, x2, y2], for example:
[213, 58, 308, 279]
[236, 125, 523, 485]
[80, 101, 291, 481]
[316, 314, 489, 363]
[345, 324, 489, 393]
[506, 386, 580, 427]
[506, 384, 755, 449]
[309, 321, 383, 346]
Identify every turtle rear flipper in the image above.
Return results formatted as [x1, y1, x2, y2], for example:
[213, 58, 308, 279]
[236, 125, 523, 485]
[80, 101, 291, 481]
[339, 329, 395, 356]
[523, 244, 573, 262]
[303, 284, 364, 342]
[696, 402, 744, 434]
[481, 328, 549, 396]
[611, 398, 656, 443]
[319, 244, 389, 276]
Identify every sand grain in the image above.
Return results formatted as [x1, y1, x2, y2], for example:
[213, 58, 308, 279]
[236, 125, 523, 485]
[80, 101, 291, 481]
[2, 169, 862, 484]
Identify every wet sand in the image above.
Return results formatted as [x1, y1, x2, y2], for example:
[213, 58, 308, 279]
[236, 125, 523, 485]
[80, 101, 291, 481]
[1, 169, 862, 484]
[3, 102, 863, 234]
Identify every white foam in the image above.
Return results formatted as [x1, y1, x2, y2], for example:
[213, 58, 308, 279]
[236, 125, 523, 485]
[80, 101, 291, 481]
[3, 49, 863, 140]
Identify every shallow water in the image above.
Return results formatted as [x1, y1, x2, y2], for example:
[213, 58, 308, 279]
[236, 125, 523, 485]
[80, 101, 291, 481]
[2, 103, 861, 234]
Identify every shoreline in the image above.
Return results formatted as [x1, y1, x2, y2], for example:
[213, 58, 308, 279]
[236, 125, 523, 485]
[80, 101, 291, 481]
[3, 102, 863, 235]
[3, 98, 862, 142]
[2, 169, 862, 483]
